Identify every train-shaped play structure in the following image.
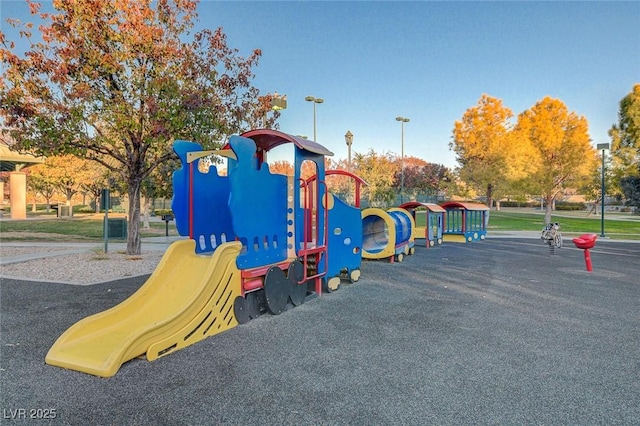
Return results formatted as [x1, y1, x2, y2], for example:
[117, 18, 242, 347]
[46, 130, 368, 377]
[45, 129, 488, 377]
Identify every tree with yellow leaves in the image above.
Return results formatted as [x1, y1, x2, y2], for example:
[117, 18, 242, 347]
[515, 97, 597, 223]
[352, 149, 397, 207]
[29, 154, 106, 207]
[450, 94, 524, 209]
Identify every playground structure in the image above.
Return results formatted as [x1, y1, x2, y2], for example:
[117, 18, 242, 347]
[441, 201, 489, 243]
[399, 201, 445, 248]
[362, 207, 416, 262]
[46, 129, 366, 377]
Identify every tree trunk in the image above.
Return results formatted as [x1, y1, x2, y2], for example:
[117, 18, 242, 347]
[127, 179, 142, 255]
[486, 183, 493, 209]
[544, 195, 553, 224]
[142, 195, 150, 230]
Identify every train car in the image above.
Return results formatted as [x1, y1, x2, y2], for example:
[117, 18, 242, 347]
[441, 201, 489, 242]
[361, 207, 416, 262]
[398, 201, 445, 248]
[174, 129, 346, 319]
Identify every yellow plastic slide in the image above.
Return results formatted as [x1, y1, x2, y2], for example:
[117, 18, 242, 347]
[45, 240, 242, 378]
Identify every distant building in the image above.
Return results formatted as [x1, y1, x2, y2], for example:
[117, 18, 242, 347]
[0, 130, 45, 219]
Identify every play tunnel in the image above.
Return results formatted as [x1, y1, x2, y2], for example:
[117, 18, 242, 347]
[361, 207, 416, 262]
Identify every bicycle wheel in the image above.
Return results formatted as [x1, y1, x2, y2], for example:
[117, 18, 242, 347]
[554, 233, 563, 248]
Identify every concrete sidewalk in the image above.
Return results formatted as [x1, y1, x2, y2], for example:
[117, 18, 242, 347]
[0, 236, 185, 265]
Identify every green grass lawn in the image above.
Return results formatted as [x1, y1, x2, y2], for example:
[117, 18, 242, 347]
[1, 209, 639, 241]
[0, 215, 178, 241]
[413, 208, 639, 240]
[487, 210, 640, 239]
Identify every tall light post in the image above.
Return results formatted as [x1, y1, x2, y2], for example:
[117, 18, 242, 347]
[305, 96, 324, 141]
[597, 143, 609, 237]
[395, 116, 410, 203]
[345, 131, 354, 204]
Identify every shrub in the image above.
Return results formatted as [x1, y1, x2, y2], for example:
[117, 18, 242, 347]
[75, 205, 95, 213]
[555, 201, 586, 211]
[500, 201, 536, 208]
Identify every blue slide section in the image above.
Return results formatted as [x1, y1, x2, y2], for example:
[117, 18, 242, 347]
[228, 135, 288, 269]
[172, 140, 235, 254]
[388, 210, 412, 246]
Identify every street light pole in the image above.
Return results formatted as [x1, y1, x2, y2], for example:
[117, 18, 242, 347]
[345, 131, 353, 172]
[395, 116, 410, 204]
[305, 96, 324, 141]
[597, 143, 609, 237]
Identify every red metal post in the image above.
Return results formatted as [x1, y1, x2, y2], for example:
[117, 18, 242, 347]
[572, 234, 597, 272]
[461, 210, 466, 234]
[583, 249, 593, 272]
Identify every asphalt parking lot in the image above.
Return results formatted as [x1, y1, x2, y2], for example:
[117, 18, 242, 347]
[1, 238, 639, 425]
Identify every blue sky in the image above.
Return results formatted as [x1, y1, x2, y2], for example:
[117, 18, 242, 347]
[2, 1, 639, 168]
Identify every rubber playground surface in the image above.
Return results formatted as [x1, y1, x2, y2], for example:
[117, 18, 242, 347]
[1, 237, 639, 425]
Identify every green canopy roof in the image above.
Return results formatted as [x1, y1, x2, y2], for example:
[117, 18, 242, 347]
[0, 133, 45, 172]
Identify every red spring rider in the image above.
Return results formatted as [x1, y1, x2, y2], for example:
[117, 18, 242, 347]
[572, 233, 598, 272]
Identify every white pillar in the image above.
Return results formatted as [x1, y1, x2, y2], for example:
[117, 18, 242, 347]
[9, 171, 27, 219]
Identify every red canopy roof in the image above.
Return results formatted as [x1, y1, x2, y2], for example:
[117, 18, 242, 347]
[240, 129, 333, 156]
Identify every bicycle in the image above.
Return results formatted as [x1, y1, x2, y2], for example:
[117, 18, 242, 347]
[541, 222, 563, 253]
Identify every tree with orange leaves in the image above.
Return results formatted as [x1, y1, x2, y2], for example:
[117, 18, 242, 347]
[514, 96, 597, 223]
[0, 0, 277, 254]
[268, 160, 295, 177]
[450, 94, 521, 209]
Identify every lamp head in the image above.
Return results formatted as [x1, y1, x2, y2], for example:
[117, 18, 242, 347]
[345, 130, 353, 146]
[271, 96, 287, 111]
